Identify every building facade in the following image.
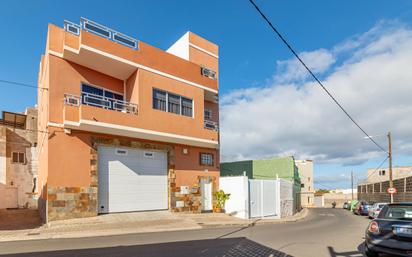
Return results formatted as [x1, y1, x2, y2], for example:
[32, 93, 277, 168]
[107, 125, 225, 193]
[295, 160, 314, 207]
[37, 18, 220, 222]
[0, 108, 38, 209]
[364, 166, 412, 184]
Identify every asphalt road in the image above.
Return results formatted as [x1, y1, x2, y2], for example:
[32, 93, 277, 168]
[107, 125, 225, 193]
[0, 208, 375, 257]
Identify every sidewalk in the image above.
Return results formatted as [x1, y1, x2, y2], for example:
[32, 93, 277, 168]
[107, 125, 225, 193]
[0, 208, 308, 242]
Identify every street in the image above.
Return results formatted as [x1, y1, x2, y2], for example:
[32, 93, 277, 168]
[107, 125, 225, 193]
[0, 208, 377, 257]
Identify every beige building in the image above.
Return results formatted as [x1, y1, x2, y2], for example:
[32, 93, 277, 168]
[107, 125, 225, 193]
[296, 160, 315, 207]
[0, 108, 38, 209]
[365, 166, 412, 184]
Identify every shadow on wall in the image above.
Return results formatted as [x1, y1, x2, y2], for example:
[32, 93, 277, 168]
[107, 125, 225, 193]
[0, 237, 293, 257]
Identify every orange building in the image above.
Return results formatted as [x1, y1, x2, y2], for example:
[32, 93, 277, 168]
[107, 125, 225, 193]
[37, 18, 220, 222]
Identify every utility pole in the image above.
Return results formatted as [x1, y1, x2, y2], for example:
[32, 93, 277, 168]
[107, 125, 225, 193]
[388, 131, 393, 203]
[351, 171, 354, 201]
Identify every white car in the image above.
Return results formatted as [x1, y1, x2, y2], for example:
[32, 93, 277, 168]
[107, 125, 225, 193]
[368, 203, 387, 219]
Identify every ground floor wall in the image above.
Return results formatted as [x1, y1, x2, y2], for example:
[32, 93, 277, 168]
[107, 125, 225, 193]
[41, 128, 220, 221]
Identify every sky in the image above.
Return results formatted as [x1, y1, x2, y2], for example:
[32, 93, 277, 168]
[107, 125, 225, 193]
[1, 0, 412, 189]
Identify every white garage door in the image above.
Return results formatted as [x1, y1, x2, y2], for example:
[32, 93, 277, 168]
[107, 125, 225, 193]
[98, 146, 168, 213]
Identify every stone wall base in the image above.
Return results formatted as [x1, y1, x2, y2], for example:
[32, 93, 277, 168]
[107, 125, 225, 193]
[47, 186, 97, 221]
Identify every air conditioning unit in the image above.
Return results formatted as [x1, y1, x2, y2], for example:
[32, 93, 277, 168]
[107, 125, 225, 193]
[64, 94, 80, 106]
[201, 67, 217, 80]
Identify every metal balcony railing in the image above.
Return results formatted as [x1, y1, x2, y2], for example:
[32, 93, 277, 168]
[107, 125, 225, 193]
[64, 93, 138, 115]
[204, 120, 219, 131]
[64, 18, 139, 50]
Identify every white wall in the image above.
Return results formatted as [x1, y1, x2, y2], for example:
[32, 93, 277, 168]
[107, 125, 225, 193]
[166, 32, 189, 60]
[279, 179, 294, 217]
[219, 176, 249, 219]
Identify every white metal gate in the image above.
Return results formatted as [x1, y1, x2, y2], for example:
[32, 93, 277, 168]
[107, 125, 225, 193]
[249, 179, 280, 218]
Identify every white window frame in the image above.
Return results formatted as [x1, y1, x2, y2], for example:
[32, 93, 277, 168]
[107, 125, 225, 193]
[200, 153, 214, 166]
[152, 88, 194, 118]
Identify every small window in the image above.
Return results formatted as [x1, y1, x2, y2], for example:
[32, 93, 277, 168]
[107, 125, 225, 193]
[204, 109, 212, 120]
[301, 183, 305, 188]
[12, 152, 25, 164]
[379, 170, 386, 176]
[115, 149, 128, 156]
[144, 151, 154, 158]
[153, 89, 167, 111]
[168, 93, 181, 115]
[200, 153, 214, 166]
[181, 97, 193, 117]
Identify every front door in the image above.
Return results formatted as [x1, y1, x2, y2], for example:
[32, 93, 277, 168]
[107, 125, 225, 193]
[5, 187, 18, 209]
[200, 177, 212, 211]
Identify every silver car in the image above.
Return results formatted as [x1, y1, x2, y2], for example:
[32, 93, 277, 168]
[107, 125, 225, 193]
[368, 203, 387, 219]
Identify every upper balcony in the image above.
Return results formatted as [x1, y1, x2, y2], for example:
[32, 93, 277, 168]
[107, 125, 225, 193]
[46, 18, 218, 93]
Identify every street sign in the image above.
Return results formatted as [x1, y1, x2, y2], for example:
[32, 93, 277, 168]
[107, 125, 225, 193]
[387, 187, 397, 194]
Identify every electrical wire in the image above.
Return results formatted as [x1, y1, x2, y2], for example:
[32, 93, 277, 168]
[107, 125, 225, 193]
[247, 0, 388, 154]
[0, 79, 48, 90]
[358, 156, 389, 184]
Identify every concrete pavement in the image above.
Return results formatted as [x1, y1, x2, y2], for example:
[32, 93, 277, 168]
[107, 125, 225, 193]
[0, 209, 308, 242]
[0, 208, 377, 257]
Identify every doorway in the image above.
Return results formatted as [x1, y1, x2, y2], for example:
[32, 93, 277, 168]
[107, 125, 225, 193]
[200, 177, 213, 212]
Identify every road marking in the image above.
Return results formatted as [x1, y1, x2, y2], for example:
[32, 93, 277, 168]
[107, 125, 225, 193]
[319, 213, 335, 217]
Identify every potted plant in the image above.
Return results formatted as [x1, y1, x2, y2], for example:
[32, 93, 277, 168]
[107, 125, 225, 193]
[214, 190, 230, 213]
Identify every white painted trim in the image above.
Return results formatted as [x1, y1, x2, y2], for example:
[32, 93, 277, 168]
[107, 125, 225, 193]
[189, 43, 219, 59]
[48, 50, 63, 58]
[47, 122, 64, 128]
[52, 44, 218, 94]
[60, 119, 219, 149]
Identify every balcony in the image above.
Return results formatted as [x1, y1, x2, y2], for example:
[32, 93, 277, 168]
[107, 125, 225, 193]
[64, 93, 138, 115]
[204, 120, 219, 131]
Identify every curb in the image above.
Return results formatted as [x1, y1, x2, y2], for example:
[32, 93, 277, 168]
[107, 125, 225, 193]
[199, 208, 309, 228]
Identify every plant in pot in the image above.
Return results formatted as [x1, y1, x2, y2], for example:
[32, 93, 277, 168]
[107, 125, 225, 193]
[214, 190, 230, 213]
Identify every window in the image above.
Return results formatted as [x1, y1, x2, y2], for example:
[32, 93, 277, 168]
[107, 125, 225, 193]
[204, 109, 212, 120]
[81, 84, 124, 110]
[200, 153, 214, 166]
[153, 89, 167, 111]
[144, 151, 154, 159]
[12, 152, 25, 164]
[115, 149, 128, 156]
[301, 183, 305, 188]
[379, 170, 386, 176]
[181, 98, 193, 117]
[168, 93, 181, 114]
[152, 89, 193, 117]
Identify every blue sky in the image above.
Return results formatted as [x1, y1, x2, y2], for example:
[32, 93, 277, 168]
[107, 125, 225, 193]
[1, 0, 412, 189]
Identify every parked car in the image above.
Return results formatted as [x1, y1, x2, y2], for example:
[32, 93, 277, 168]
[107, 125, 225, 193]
[343, 202, 349, 209]
[365, 203, 412, 257]
[368, 203, 387, 219]
[353, 201, 371, 215]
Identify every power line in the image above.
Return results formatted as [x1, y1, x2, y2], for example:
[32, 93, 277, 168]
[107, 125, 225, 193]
[0, 79, 48, 90]
[358, 156, 389, 184]
[247, 0, 388, 154]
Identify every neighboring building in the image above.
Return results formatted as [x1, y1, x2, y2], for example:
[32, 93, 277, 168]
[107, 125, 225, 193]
[37, 18, 220, 222]
[221, 156, 301, 214]
[0, 108, 38, 209]
[364, 166, 412, 184]
[295, 160, 314, 207]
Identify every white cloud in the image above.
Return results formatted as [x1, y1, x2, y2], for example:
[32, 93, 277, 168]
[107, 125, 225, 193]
[220, 21, 412, 165]
[274, 49, 335, 82]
